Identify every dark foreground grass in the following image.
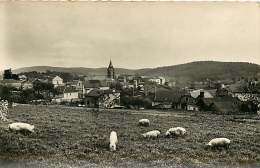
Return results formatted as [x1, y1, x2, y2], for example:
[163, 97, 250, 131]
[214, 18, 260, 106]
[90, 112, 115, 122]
[0, 105, 259, 167]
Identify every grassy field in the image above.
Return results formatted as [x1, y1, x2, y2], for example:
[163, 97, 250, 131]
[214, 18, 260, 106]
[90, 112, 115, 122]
[0, 105, 260, 167]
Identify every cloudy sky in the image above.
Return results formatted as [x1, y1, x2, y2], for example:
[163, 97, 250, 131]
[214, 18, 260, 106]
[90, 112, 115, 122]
[0, 2, 259, 70]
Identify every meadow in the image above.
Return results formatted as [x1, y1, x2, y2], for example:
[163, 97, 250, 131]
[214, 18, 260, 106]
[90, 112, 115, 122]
[0, 105, 259, 167]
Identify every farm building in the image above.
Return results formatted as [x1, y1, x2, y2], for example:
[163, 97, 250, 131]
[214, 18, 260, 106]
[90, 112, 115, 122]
[84, 89, 120, 108]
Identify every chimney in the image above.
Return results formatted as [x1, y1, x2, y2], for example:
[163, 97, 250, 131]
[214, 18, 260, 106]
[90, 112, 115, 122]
[199, 91, 204, 98]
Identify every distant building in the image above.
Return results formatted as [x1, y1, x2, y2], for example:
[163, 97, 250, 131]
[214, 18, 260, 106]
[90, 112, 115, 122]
[21, 81, 33, 90]
[84, 89, 120, 108]
[107, 60, 115, 80]
[18, 75, 27, 81]
[52, 86, 80, 103]
[197, 96, 242, 114]
[190, 89, 214, 99]
[3, 69, 19, 80]
[148, 76, 166, 85]
[83, 80, 110, 93]
[68, 80, 85, 98]
[179, 94, 199, 111]
[52, 76, 64, 87]
[0, 79, 23, 89]
[165, 81, 176, 87]
[152, 87, 186, 109]
[63, 87, 79, 102]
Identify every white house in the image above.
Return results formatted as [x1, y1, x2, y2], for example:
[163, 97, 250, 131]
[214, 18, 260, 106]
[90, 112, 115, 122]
[18, 75, 27, 81]
[52, 76, 64, 87]
[148, 76, 166, 85]
[190, 89, 214, 99]
[62, 87, 79, 102]
[21, 81, 33, 90]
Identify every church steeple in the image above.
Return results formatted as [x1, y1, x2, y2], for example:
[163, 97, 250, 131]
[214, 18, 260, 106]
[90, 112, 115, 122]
[107, 59, 115, 79]
[108, 59, 113, 68]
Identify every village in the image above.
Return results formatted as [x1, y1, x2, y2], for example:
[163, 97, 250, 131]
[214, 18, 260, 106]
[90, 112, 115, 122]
[0, 60, 259, 115]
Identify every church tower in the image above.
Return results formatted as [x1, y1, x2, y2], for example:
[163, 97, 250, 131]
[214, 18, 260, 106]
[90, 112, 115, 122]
[107, 60, 115, 79]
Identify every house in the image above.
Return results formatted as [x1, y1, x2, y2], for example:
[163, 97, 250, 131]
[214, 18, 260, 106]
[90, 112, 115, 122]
[187, 104, 199, 111]
[18, 75, 27, 81]
[3, 69, 19, 80]
[21, 81, 33, 90]
[84, 89, 120, 108]
[196, 94, 256, 114]
[52, 76, 64, 87]
[51, 95, 64, 103]
[62, 87, 80, 102]
[179, 94, 199, 111]
[190, 89, 214, 99]
[151, 87, 187, 109]
[0, 79, 23, 89]
[147, 76, 166, 85]
[197, 96, 239, 114]
[210, 97, 242, 114]
[165, 81, 176, 87]
[84, 80, 110, 93]
[68, 80, 85, 98]
[70, 80, 84, 90]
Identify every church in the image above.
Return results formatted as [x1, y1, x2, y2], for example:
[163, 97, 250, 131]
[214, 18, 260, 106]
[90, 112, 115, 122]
[83, 60, 116, 90]
[107, 60, 115, 80]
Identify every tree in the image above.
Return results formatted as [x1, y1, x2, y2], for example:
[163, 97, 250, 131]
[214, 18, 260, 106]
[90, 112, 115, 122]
[110, 82, 123, 91]
[19, 89, 36, 104]
[0, 85, 15, 102]
[33, 80, 54, 99]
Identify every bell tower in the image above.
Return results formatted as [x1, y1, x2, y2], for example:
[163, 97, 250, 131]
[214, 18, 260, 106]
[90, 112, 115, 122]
[107, 60, 115, 79]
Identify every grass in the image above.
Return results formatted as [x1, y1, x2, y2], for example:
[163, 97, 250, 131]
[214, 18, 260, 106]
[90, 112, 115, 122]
[0, 105, 260, 167]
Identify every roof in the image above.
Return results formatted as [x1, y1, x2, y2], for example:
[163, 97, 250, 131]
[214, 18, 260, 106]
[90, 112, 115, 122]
[52, 76, 63, 81]
[202, 98, 214, 106]
[19, 75, 27, 78]
[154, 87, 189, 103]
[210, 97, 240, 113]
[84, 80, 109, 88]
[108, 60, 114, 68]
[64, 86, 78, 93]
[85, 89, 117, 97]
[205, 89, 217, 97]
[228, 80, 248, 93]
[33, 78, 50, 83]
[190, 89, 214, 98]
[67, 80, 82, 86]
[0, 79, 22, 84]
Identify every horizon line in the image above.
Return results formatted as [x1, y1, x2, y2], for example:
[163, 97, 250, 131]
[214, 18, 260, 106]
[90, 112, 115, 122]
[1, 60, 259, 72]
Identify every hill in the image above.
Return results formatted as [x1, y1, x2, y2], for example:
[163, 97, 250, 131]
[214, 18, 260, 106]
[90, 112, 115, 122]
[141, 61, 260, 82]
[13, 61, 260, 83]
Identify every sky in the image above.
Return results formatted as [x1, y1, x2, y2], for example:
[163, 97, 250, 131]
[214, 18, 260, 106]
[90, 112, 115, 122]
[0, 2, 259, 70]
